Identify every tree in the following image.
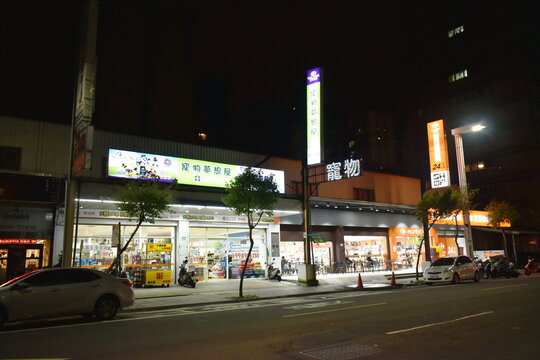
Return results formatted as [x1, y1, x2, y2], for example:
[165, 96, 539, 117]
[485, 200, 520, 259]
[451, 186, 478, 254]
[416, 188, 459, 280]
[106, 180, 174, 274]
[222, 168, 280, 298]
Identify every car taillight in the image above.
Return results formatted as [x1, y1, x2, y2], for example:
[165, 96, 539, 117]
[122, 280, 133, 287]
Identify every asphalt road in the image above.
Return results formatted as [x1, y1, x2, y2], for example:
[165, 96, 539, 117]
[1, 275, 539, 360]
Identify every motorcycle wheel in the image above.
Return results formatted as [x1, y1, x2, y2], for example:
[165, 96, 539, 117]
[525, 269, 531, 275]
[190, 281, 196, 288]
[276, 275, 282, 282]
[178, 279, 184, 286]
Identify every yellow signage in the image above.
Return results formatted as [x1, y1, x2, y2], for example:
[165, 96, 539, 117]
[146, 243, 173, 252]
[427, 120, 450, 188]
[432, 210, 511, 227]
[144, 270, 172, 285]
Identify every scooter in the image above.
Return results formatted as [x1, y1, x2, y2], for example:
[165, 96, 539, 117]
[178, 258, 197, 288]
[524, 257, 539, 275]
[267, 262, 282, 281]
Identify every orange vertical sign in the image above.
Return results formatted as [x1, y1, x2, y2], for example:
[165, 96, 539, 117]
[427, 119, 450, 188]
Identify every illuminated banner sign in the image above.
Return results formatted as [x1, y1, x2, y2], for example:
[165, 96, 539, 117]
[427, 119, 450, 188]
[326, 158, 362, 182]
[107, 149, 285, 193]
[146, 243, 173, 252]
[307, 67, 323, 165]
[432, 210, 511, 227]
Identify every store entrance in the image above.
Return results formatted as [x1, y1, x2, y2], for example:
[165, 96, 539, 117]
[0, 244, 43, 282]
[188, 227, 266, 281]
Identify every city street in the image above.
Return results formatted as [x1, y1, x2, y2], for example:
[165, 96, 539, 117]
[1, 275, 539, 359]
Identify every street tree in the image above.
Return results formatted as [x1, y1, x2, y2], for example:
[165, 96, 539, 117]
[416, 188, 459, 280]
[107, 179, 174, 274]
[450, 186, 478, 252]
[485, 200, 520, 259]
[222, 168, 280, 298]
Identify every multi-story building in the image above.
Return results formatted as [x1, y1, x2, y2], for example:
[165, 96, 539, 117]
[407, 1, 540, 258]
[0, 116, 431, 283]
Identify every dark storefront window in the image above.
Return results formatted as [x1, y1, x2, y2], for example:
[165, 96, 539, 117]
[354, 188, 375, 202]
[0, 146, 22, 170]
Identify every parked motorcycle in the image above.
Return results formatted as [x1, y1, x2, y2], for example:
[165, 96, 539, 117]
[178, 258, 197, 288]
[524, 257, 539, 275]
[267, 261, 282, 281]
[489, 257, 519, 278]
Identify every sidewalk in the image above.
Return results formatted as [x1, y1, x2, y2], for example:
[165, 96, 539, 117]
[126, 270, 419, 312]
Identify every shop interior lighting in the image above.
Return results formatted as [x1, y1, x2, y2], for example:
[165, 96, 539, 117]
[79, 199, 301, 215]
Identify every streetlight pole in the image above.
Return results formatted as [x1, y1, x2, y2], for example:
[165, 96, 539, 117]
[451, 122, 485, 258]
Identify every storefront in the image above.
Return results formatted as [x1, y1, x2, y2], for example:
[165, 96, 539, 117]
[0, 206, 54, 281]
[187, 226, 267, 280]
[73, 208, 279, 283]
[344, 235, 388, 271]
[279, 202, 429, 273]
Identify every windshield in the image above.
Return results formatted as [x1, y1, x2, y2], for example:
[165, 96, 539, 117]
[431, 258, 455, 266]
[0, 270, 39, 288]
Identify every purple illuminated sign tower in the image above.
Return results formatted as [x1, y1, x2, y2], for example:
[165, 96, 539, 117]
[306, 67, 323, 166]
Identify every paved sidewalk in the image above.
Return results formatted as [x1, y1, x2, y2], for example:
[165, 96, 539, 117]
[126, 270, 420, 312]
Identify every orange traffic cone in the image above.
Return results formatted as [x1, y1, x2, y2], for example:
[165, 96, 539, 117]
[390, 270, 397, 286]
[356, 273, 364, 289]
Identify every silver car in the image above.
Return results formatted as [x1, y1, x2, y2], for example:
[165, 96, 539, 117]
[424, 256, 480, 285]
[0, 267, 134, 326]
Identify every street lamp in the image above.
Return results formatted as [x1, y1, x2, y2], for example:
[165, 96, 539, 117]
[451, 122, 486, 257]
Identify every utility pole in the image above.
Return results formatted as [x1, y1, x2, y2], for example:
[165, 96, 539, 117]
[63, 0, 98, 266]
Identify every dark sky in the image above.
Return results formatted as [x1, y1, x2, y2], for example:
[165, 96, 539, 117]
[2, 0, 408, 156]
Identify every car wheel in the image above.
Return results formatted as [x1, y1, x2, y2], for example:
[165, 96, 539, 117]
[94, 295, 119, 320]
[473, 271, 480, 282]
[452, 273, 460, 284]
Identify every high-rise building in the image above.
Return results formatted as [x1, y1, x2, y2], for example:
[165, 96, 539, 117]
[408, 1, 540, 236]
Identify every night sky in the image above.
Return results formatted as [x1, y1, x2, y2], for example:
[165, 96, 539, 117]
[2, 0, 408, 158]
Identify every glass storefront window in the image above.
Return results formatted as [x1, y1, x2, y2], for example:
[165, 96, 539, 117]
[280, 241, 333, 275]
[391, 236, 422, 270]
[75, 225, 175, 277]
[431, 237, 460, 259]
[188, 227, 266, 281]
[344, 235, 388, 271]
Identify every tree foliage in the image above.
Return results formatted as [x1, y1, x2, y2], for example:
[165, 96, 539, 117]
[107, 180, 174, 274]
[485, 200, 519, 256]
[415, 188, 460, 279]
[222, 168, 280, 297]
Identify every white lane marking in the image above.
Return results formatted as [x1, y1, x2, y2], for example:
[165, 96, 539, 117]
[283, 300, 354, 310]
[1, 287, 428, 334]
[386, 311, 494, 335]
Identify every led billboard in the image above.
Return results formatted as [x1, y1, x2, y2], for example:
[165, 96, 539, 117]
[107, 149, 285, 193]
[307, 67, 323, 165]
[427, 119, 450, 188]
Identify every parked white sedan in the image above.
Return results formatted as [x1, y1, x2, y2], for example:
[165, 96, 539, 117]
[424, 256, 480, 285]
[0, 267, 134, 326]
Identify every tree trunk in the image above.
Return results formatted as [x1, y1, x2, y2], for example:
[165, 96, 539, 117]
[415, 236, 424, 281]
[106, 215, 144, 274]
[239, 226, 254, 298]
[454, 214, 460, 254]
[500, 227, 509, 257]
